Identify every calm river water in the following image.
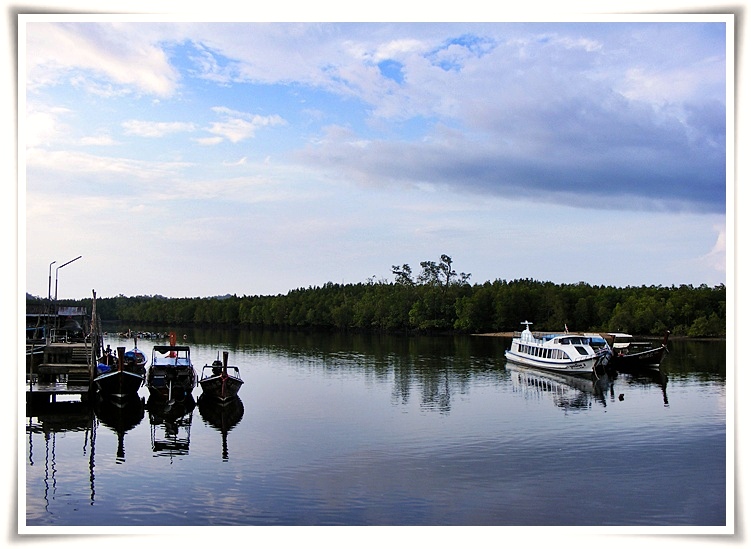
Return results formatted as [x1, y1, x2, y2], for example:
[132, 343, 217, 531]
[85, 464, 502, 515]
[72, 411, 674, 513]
[22, 330, 729, 532]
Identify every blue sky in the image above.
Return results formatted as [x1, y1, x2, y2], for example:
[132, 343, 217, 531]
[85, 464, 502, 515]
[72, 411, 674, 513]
[20, 14, 731, 300]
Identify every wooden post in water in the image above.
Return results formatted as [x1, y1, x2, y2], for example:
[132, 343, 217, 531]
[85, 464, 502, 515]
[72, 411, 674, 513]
[223, 351, 229, 376]
[89, 289, 97, 391]
[117, 347, 125, 372]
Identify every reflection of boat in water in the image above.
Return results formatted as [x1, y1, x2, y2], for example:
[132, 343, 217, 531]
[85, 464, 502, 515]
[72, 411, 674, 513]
[147, 394, 195, 458]
[94, 393, 145, 462]
[199, 351, 243, 403]
[198, 395, 245, 461]
[504, 321, 608, 376]
[607, 331, 670, 371]
[619, 367, 670, 406]
[505, 361, 613, 410]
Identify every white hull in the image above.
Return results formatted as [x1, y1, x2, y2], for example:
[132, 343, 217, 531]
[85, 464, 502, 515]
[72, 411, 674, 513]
[504, 351, 597, 375]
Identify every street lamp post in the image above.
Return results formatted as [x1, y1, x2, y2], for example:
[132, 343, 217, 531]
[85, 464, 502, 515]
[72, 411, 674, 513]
[52, 255, 83, 343]
[54, 255, 82, 304]
[47, 261, 56, 302]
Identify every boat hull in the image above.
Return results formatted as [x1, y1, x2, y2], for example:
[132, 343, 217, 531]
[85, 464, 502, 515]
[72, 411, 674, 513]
[199, 375, 243, 402]
[95, 369, 145, 399]
[611, 345, 667, 370]
[146, 366, 196, 402]
[504, 351, 598, 376]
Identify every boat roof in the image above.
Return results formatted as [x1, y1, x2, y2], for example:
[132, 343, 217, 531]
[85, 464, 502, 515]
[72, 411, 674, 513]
[607, 333, 633, 338]
[153, 345, 191, 352]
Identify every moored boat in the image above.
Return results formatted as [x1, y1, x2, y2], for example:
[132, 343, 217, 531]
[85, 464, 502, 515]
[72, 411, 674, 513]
[94, 345, 146, 399]
[607, 331, 669, 370]
[199, 351, 243, 403]
[504, 321, 607, 376]
[147, 333, 196, 403]
[123, 336, 148, 372]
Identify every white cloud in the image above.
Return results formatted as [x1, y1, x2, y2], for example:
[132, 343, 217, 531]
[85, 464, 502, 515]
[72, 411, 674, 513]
[701, 225, 726, 274]
[195, 136, 224, 145]
[26, 22, 181, 97]
[223, 156, 247, 166]
[80, 134, 117, 146]
[367, 38, 427, 62]
[122, 119, 197, 137]
[204, 107, 286, 143]
[26, 147, 193, 181]
[24, 105, 71, 148]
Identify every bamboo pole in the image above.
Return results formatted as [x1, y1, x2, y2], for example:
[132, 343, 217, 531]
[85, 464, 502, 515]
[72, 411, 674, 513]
[89, 289, 97, 389]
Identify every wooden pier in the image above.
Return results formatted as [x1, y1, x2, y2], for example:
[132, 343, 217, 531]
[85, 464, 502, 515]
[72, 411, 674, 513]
[25, 290, 106, 408]
[26, 341, 95, 405]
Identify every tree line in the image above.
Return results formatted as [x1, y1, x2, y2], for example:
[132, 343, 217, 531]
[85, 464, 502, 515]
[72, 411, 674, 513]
[31, 255, 726, 337]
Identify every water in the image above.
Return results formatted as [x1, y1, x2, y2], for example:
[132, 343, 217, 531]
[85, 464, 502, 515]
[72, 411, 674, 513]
[22, 331, 729, 530]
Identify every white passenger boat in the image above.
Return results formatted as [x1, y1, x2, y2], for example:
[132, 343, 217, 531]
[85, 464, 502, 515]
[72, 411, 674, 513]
[504, 321, 606, 376]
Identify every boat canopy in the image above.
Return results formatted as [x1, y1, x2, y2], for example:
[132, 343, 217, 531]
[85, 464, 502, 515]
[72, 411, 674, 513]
[153, 345, 191, 353]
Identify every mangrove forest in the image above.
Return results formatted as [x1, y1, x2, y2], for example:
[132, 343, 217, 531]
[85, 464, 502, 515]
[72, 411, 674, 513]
[27, 255, 726, 337]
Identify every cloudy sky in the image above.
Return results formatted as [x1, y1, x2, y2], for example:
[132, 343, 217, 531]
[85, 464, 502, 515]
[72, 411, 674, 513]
[19, 13, 731, 300]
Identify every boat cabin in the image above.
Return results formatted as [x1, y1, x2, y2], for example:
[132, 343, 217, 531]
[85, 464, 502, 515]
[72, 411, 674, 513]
[151, 345, 192, 367]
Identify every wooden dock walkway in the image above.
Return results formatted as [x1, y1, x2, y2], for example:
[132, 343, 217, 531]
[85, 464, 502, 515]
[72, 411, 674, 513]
[26, 341, 95, 405]
[26, 381, 93, 403]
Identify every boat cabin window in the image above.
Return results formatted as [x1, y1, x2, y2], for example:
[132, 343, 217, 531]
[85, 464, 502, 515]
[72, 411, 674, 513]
[559, 337, 587, 345]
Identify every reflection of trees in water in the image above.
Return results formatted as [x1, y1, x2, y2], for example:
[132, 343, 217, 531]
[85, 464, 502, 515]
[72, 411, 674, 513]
[411, 361, 458, 414]
[389, 352, 500, 414]
[419, 369, 451, 413]
[661, 339, 725, 379]
[221, 331, 504, 414]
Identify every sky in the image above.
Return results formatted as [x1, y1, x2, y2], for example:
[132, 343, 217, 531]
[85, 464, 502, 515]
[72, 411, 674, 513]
[18, 11, 733, 300]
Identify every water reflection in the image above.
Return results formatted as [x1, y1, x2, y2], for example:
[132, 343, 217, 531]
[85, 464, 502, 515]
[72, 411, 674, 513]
[233, 332, 502, 414]
[25, 334, 723, 527]
[146, 395, 195, 460]
[505, 361, 613, 410]
[197, 396, 244, 461]
[94, 394, 145, 462]
[617, 367, 670, 406]
[25, 400, 97, 507]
